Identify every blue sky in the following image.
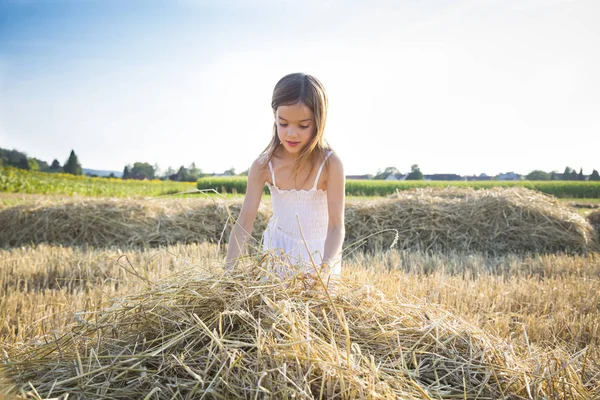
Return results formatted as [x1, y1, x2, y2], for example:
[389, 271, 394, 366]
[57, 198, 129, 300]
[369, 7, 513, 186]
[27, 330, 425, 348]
[1, 0, 599, 176]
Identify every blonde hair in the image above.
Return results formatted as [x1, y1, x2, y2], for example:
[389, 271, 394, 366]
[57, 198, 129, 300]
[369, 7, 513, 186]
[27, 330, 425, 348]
[260, 73, 332, 186]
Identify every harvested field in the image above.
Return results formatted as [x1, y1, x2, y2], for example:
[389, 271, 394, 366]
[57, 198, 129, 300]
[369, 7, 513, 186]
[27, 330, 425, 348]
[1, 188, 597, 254]
[2, 188, 599, 398]
[1, 249, 598, 399]
[1, 243, 599, 399]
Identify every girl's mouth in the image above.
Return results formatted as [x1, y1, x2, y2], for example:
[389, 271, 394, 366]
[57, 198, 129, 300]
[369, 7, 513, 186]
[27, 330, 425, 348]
[286, 141, 300, 147]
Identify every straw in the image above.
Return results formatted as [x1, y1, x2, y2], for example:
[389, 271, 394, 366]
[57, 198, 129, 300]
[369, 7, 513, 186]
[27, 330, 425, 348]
[0, 188, 596, 254]
[2, 264, 594, 399]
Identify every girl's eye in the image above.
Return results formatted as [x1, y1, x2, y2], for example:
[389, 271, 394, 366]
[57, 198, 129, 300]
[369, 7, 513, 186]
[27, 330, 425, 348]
[278, 122, 309, 129]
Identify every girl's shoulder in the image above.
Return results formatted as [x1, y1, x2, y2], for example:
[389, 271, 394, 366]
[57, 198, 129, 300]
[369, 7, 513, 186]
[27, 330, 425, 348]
[255, 152, 270, 166]
[319, 148, 342, 167]
[248, 153, 272, 180]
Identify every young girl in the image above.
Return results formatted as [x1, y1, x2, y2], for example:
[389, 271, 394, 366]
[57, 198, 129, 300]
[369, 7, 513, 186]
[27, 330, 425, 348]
[225, 72, 345, 289]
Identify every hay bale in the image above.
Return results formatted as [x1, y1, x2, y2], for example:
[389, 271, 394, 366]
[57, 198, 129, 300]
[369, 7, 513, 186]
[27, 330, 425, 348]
[2, 267, 591, 399]
[589, 210, 600, 241]
[589, 210, 600, 228]
[346, 187, 597, 254]
[0, 198, 270, 249]
[0, 188, 596, 254]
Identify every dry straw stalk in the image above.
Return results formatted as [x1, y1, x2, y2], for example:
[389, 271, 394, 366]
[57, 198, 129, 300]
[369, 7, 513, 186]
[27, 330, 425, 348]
[0, 187, 597, 254]
[2, 264, 596, 399]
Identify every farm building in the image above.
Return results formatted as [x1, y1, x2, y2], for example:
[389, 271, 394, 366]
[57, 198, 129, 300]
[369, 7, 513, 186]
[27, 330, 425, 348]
[497, 172, 522, 181]
[345, 174, 372, 180]
[424, 174, 463, 181]
[465, 173, 493, 181]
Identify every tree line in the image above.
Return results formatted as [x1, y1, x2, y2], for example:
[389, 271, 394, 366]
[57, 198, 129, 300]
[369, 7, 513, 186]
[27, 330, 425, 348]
[373, 165, 424, 180]
[0, 147, 241, 182]
[2, 147, 598, 182]
[1, 148, 82, 175]
[533, 167, 600, 181]
[373, 165, 600, 181]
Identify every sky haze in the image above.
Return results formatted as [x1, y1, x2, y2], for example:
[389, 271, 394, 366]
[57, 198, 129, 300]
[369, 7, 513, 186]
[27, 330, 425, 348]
[1, 0, 599, 176]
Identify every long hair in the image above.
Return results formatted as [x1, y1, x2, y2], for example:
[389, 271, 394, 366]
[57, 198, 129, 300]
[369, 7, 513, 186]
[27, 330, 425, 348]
[260, 73, 332, 186]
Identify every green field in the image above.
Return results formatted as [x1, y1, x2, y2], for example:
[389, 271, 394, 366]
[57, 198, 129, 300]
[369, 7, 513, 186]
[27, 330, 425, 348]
[197, 176, 600, 198]
[3, 167, 600, 200]
[0, 167, 198, 197]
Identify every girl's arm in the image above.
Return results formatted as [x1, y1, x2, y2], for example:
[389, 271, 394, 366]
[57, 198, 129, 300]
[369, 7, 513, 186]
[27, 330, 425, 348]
[224, 158, 266, 270]
[322, 154, 346, 267]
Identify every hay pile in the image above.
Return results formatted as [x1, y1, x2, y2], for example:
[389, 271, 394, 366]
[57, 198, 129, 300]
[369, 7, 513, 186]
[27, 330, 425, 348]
[0, 188, 596, 254]
[589, 210, 600, 228]
[346, 187, 597, 254]
[2, 266, 593, 399]
[0, 198, 269, 248]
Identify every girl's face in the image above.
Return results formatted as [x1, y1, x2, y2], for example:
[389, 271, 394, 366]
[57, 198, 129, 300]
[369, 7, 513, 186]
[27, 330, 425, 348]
[275, 102, 314, 156]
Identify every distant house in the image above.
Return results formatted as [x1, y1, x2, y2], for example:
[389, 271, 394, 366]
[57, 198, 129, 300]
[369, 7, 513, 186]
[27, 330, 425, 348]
[385, 173, 407, 181]
[496, 172, 522, 181]
[424, 174, 463, 181]
[465, 173, 493, 181]
[346, 174, 372, 180]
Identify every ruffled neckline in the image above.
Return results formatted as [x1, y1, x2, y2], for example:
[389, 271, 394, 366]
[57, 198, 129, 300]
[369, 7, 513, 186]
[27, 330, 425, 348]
[266, 181, 327, 195]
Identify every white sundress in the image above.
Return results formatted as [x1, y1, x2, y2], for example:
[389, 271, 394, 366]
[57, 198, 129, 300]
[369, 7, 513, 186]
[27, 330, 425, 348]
[262, 150, 341, 285]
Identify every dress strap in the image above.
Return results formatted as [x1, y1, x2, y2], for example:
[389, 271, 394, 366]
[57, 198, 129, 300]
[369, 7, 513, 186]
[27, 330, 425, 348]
[312, 150, 334, 190]
[268, 160, 276, 187]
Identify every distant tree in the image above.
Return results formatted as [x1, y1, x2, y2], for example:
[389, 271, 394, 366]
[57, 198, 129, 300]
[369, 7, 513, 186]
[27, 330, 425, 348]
[122, 166, 131, 179]
[0, 148, 28, 167]
[406, 164, 424, 180]
[129, 162, 155, 180]
[589, 170, 600, 181]
[562, 167, 573, 180]
[50, 159, 61, 170]
[188, 162, 206, 180]
[374, 166, 400, 180]
[63, 150, 83, 175]
[550, 171, 558, 180]
[174, 166, 191, 181]
[526, 170, 551, 180]
[239, 169, 249, 176]
[162, 166, 175, 180]
[28, 158, 40, 171]
[223, 167, 236, 176]
[18, 155, 30, 170]
[33, 158, 49, 170]
[108, 172, 116, 178]
[578, 168, 585, 181]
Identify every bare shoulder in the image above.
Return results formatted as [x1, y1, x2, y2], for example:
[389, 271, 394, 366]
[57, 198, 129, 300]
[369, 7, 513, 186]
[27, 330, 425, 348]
[248, 155, 270, 183]
[327, 151, 343, 168]
[325, 151, 344, 177]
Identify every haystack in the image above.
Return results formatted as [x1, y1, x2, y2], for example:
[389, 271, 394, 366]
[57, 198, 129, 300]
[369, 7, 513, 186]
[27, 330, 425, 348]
[589, 210, 600, 228]
[0, 188, 596, 254]
[2, 265, 593, 399]
[346, 187, 597, 254]
[0, 198, 269, 248]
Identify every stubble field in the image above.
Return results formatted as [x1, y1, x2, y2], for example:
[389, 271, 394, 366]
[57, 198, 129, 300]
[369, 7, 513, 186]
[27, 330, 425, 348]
[0, 184, 599, 398]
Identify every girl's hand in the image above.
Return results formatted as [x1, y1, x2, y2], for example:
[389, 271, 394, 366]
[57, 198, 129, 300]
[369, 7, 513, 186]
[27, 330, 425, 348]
[299, 263, 331, 290]
[319, 262, 331, 274]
